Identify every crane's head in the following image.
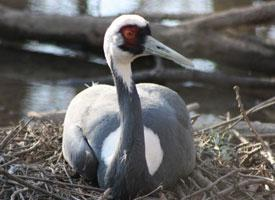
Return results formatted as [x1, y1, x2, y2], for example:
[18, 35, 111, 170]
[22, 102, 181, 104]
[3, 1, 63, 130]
[104, 15, 194, 70]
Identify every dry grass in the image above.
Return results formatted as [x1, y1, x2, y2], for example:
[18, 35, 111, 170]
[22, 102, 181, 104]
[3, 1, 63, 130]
[1, 96, 275, 200]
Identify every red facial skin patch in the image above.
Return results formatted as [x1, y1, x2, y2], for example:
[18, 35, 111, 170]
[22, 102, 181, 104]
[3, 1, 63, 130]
[120, 25, 139, 46]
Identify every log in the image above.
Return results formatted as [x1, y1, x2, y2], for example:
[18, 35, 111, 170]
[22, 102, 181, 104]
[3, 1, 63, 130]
[58, 68, 275, 88]
[0, 3, 275, 72]
[0, 5, 109, 49]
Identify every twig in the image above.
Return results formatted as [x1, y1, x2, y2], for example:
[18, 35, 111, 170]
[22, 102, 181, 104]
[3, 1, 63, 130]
[0, 158, 19, 168]
[10, 187, 28, 200]
[12, 140, 41, 157]
[197, 97, 275, 134]
[232, 130, 249, 144]
[0, 118, 33, 150]
[234, 86, 275, 169]
[15, 175, 104, 192]
[62, 164, 73, 184]
[234, 86, 266, 146]
[99, 188, 112, 200]
[244, 133, 275, 139]
[0, 167, 66, 200]
[240, 145, 262, 166]
[217, 179, 275, 196]
[239, 173, 275, 183]
[134, 185, 163, 200]
[182, 169, 239, 200]
[190, 169, 213, 188]
[188, 177, 201, 190]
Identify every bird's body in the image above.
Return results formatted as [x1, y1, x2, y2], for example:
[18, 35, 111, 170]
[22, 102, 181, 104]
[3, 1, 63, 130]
[63, 15, 196, 199]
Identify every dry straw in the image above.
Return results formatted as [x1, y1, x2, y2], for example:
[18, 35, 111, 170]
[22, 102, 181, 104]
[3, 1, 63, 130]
[0, 88, 275, 199]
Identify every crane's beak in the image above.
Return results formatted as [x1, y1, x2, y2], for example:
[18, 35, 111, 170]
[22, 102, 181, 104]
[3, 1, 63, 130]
[143, 36, 194, 70]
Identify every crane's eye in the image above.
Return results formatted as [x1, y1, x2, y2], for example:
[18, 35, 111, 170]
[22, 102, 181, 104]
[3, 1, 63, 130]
[120, 25, 139, 45]
[124, 29, 135, 40]
[119, 24, 150, 54]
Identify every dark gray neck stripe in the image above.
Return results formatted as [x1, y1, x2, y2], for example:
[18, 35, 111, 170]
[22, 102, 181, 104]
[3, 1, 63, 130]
[110, 57, 144, 150]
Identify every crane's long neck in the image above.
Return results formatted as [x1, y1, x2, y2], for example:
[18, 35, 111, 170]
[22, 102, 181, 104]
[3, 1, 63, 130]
[107, 58, 149, 198]
[109, 58, 149, 191]
[110, 58, 145, 155]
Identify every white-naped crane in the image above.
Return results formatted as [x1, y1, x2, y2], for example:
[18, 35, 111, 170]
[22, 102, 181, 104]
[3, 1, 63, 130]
[62, 15, 196, 200]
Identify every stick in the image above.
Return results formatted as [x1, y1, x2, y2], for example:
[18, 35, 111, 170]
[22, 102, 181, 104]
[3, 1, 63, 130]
[0, 167, 66, 200]
[134, 185, 163, 200]
[0, 118, 33, 150]
[12, 140, 41, 157]
[217, 179, 275, 196]
[182, 169, 239, 200]
[15, 175, 104, 192]
[0, 158, 19, 168]
[10, 187, 28, 200]
[197, 96, 275, 134]
[234, 86, 266, 146]
[234, 86, 275, 169]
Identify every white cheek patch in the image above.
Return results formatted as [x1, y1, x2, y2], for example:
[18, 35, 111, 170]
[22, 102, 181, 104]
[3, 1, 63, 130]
[144, 126, 163, 176]
[101, 126, 164, 176]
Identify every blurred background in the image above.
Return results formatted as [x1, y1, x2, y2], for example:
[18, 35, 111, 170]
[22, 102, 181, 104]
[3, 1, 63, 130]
[0, 0, 274, 126]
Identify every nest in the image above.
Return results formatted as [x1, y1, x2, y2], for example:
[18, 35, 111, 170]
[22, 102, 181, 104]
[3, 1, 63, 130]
[1, 95, 275, 200]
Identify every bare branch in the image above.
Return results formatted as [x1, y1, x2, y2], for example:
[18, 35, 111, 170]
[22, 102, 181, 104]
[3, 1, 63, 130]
[62, 68, 275, 88]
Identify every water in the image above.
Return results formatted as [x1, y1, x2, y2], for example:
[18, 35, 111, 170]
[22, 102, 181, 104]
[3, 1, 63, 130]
[0, 0, 274, 126]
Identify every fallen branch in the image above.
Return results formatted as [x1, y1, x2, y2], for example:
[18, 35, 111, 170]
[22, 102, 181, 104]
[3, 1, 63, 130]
[0, 3, 275, 71]
[59, 68, 275, 88]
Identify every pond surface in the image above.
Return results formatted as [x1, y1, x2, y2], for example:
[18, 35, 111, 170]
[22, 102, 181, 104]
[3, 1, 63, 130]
[0, 0, 274, 126]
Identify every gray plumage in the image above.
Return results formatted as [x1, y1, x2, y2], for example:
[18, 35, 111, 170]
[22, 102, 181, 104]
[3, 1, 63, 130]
[62, 14, 196, 199]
